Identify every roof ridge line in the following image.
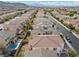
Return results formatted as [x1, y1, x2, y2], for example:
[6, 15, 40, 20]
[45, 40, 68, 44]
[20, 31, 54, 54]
[32, 37, 43, 47]
[47, 36, 61, 47]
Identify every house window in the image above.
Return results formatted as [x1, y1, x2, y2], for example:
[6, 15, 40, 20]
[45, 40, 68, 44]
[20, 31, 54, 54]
[53, 48, 57, 51]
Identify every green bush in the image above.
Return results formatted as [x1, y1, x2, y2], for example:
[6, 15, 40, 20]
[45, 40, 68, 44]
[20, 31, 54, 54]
[69, 13, 74, 17]
[56, 17, 59, 20]
[60, 20, 64, 23]
[68, 49, 77, 57]
[26, 31, 31, 37]
[75, 28, 79, 33]
[66, 11, 75, 17]
[64, 23, 75, 30]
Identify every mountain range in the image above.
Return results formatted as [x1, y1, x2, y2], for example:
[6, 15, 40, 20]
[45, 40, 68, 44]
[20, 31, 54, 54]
[21, 1, 79, 7]
[0, 1, 79, 8]
[0, 1, 29, 9]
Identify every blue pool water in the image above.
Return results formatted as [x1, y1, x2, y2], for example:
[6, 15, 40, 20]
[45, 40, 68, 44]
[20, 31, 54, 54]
[8, 44, 17, 49]
[8, 40, 19, 49]
[7, 39, 21, 50]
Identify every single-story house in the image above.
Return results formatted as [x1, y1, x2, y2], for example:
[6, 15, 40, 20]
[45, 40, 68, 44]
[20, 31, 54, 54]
[25, 35, 65, 57]
[0, 30, 15, 54]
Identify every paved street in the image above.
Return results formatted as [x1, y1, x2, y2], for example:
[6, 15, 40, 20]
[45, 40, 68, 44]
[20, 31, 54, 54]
[47, 12, 79, 53]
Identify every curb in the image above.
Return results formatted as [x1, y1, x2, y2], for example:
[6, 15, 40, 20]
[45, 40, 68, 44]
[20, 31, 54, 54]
[63, 37, 77, 53]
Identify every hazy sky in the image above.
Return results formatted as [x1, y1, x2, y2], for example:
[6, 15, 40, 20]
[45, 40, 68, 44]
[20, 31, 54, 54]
[0, 0, 78, 1]
[0, 0, 79, 7]
[21, 1, 79, 7]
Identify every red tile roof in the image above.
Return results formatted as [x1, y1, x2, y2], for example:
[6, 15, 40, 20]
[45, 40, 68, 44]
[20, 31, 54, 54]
[29, 35, 64, 48]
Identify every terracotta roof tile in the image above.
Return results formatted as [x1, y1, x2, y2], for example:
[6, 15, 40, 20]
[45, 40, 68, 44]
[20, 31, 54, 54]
[29, 35, 64, 48]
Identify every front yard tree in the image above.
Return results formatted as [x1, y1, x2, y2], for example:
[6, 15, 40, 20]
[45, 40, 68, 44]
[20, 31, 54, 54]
[67, 24, 75, 30]
[68, 49, 77, 57]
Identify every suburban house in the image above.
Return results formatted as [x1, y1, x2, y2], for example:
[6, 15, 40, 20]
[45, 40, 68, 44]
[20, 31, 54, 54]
[0, 15, 26, 55]
[25, 35, 65, 57]
[0, 25, 23, 56]
[3, 19, 24, 34]
[32, 17, 58, 35]
[0, 10, 34, 56]
[0, 30, 15, 54]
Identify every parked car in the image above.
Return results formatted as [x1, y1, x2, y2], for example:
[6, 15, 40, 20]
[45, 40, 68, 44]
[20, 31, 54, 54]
[65, 36, 72, 43]
[65, 36, 70, 40]
[69, 40, 72, 43]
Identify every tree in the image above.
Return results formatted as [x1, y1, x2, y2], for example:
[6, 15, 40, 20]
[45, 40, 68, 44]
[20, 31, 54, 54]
[60, 20, 64, 24]
[68, 24, 75, 30]
[24, 10, 27, 13]
[70, 11, 77, 14]
[38, 33, 40, 35]
[26, 31, 31, 37]
[56, 17, 59, 20]
[65, 24, 75, 30]
[75, 28, 79, 34]
[52, 24, 54, 27]
[69, 13, 74, 17]
[68, 49, 77, 57]
[66, 12, 74, 17]
[23, 25, 29, 31]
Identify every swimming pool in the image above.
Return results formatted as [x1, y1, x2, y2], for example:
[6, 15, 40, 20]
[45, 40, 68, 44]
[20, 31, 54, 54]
[7, 39, 22, 50]
[8, 44, 17, 49]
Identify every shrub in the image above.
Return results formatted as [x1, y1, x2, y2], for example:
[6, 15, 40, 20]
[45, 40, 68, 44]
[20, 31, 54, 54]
[68, 49, 77, 57]
[64, 23, 75, 30]
[60, 20, 64, 23]
[75, 28, 79, 33]
[69, 13, 74, 17]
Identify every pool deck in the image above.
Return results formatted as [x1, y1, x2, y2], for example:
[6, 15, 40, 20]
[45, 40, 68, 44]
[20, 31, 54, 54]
[8, 39, 23, 50]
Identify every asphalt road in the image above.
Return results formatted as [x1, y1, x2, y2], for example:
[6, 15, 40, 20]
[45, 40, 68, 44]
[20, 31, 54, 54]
[47, 12, 79, 53]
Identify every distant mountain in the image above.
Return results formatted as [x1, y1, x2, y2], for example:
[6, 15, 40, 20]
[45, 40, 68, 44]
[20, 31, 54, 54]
[20, 1, 79, 8]
[0, 1, 30, 9]
[0, 1, 79, 9]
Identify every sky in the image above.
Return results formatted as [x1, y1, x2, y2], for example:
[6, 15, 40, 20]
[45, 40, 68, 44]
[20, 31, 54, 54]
[21, 1, 79, 7]
[0, 0, 79, 1]
[0, 0, 79, 7]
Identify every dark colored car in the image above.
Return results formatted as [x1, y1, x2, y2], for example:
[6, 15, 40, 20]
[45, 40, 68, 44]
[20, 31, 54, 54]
[65, 36, 72, 43]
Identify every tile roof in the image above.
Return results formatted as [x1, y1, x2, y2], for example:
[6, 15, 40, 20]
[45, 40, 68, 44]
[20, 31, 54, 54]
[26, 48, 58, 57]
[29, 35, 64, 48]
[3, 10, 34, 34]
[0, 30, 15, 47]
[69, 19, 79, 25]
[0, 30, 14, 40]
